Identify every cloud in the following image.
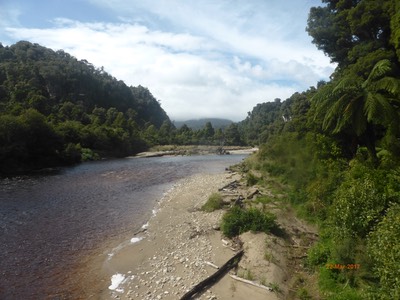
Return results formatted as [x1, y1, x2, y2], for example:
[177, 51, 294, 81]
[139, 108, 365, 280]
[2, 0, 335, 121]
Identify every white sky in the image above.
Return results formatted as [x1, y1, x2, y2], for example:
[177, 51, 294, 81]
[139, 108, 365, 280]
[0, 0, 334, 121]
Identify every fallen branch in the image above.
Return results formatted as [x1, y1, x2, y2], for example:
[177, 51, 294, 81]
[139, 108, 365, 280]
[204, 261, 219, 269]
[218, 180, 240, 191]
[229, 274, 273, 292]
[221, 244, 238, 252]
[180, 250, 244, 300]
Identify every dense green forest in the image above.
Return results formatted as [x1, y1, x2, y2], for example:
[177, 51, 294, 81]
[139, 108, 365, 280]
[173, 118, 233, 130]
[0, 41, 244, 174]
[238, 0, 400, 298]
[0, 41, 173, 173]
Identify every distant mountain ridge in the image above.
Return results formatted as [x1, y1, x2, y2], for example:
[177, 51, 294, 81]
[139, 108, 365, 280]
[173, 118, 233, 130]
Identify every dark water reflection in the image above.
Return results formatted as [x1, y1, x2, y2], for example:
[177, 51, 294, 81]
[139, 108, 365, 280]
[0, 155, 246, 299]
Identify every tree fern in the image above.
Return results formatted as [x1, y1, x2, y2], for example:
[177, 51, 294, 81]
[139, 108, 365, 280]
[364, 59, 392, 84]
[311, 59, 400, 162]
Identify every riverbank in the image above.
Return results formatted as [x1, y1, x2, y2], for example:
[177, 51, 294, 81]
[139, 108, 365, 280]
[134, 146, 258, 158]
[101, 163, 318, 299]
[102, 171, 246, 299]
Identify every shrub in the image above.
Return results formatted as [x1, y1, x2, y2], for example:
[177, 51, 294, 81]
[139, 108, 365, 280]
[330, 163, 389, 239]
[81, 147, 100, 161]
[307, 241, 331, 267]
[368, 203, 400, 299]
[221, 206, 276, 238]
[201, 193, 224, 212]
[246, 172, 258, 186]
[62, 143, 82, 163]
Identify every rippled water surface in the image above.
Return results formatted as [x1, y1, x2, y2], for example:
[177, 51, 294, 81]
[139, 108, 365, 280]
[0, 155, 246, 299]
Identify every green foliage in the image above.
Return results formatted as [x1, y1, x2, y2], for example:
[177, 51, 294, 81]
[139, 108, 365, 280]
[318, 268, 363, 300]
[238, 99, 283, 145]
[330, 164, 389, 239]
[0, 41, 174, 173]
[391, 0, 400, 63]
[246, 172, 258, 186]
[221, 206, 276, 238]
[0, 109, 62, 172]
[254, 195, 274, 205]
[258, 132, 318, 189]
[201, 193, 224, 212]
[307, 240, 332, 267]
[307, 0, 393, 69]
[62, 143, 82, 163]
[223, 123, 245, 146]
[80, 147, 100, 161]
[235, 1, 400, 298]
[368, 203, 400, 299]
[297, 288, 312, 300]
[311, 59, 400, 163]
[0, 42, 250, 174]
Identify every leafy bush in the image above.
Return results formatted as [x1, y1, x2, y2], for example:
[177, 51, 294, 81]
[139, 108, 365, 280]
[221, 206, 276, 238]
[317, 267, 363, 299]
[307, 240, 332, 267]
[81, 147, 100, 161]
[62, 143, 82, 163]
[368, 203, 400, 299]
[246, 172, 258, 186]
[330, 162, 390, 239]
[201, 193, 224, 212]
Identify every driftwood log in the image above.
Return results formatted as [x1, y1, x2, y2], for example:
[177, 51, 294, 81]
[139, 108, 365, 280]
[218, 180, 240, 191]
[179, 250, 244, 300]
[229, 274, 273, 292]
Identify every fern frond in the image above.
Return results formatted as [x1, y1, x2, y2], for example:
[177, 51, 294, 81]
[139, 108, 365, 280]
[365, 93, 397, 125]
[373, 77, 400, 96]
[332, 76, 361, 96]
[311, 84, 336, 122]
[324, 94, 349, 132]
[365, 59, 391, 83]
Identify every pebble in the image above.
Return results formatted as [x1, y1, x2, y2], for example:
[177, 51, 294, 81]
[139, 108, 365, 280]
[111, 174, 233, 300]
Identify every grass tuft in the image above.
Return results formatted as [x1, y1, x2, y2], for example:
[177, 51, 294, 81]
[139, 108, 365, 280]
[201, 192, 224, 212]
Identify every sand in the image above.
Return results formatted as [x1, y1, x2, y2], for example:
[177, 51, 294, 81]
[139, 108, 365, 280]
[100, 169, 318, 300]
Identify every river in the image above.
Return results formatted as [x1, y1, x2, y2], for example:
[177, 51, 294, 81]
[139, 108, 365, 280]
[0, 154, 247, 299]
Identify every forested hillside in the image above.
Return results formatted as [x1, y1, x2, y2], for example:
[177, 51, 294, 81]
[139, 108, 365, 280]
[173, 118, 233, 130]
[0, 41, 250, 174]
[0, 41, 172, 173]
[241, 0, 400, 298]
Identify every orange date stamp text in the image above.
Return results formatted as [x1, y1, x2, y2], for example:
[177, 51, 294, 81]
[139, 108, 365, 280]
[326, 263, 360, 270]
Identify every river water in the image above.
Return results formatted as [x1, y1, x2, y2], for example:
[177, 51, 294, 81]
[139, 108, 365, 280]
[0, 154, 246, 299]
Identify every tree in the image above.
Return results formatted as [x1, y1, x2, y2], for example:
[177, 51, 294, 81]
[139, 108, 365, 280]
[312, 59, 400, 163]
[176, 124, 193, 145]
[158, 120, 173, 144]
[307, 0, 394, 70]
[238, 100, 282, 145]
[391, 0, 400, 64]
[201, 121, 215, 144]
[224, 123, 243, 146]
